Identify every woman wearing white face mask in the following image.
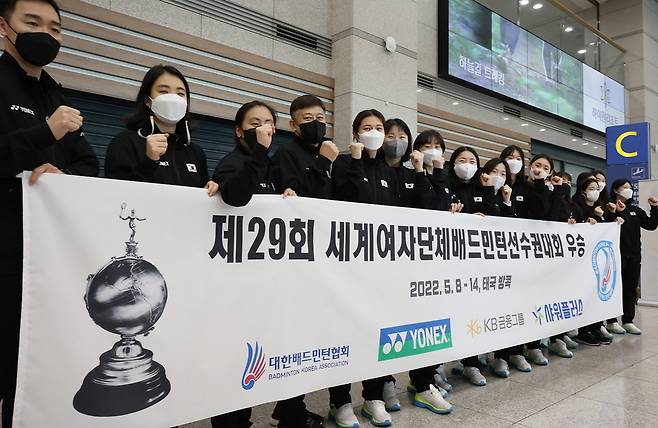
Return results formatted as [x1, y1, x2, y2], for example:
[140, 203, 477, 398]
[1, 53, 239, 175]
[413, 130, 461, 212]
[330, 110, 405, 428]
[332, 109, 399, 207]
[604, 180, 658, 336]
[570, 177, 624, 347]
[447, 147, 498, 387]
[106, 65, 216, 193]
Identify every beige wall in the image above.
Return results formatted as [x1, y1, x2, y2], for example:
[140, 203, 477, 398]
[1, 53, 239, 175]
[79, 0, 332, 76]
[601, 0, 658, 178]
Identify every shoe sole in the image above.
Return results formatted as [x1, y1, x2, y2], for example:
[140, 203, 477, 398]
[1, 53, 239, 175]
[360, 408, 391, 427]
[491, 369, 510, 378]
[548, 348, 573, 358]
[625, 331, 642, 335]
[385, 403, 401, 412]
[464, 376, 486, 386]
[412, 399, 453, 415]
[329, 413, 359, 428]
[574, 339, 600, 346]
[606, 329, 626, 335]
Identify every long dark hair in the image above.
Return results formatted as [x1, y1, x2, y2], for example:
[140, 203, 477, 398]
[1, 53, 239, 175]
[479, 158, 511, 194]
[125, 64, 191, 134]
[610, 178, 632, 202]
[352, 109, 385, 134]
[383, 118, 412, 162]
[414, 129, 446, 152]
[448, 146, 481, 184]
[529, 154, 554, 173]
[500, 145, 526, 182]
[593, 169, 610, 204]
[573, 177, 600, 209]
[233, 101, 278, 144]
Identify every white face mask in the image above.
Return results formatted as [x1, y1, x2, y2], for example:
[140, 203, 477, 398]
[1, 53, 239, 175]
[422, 148, 443, 166]
[506, 158, 523, 175]
[618, 188, 633, 201]
[454, 163, 477, 181]
[491, 175, 505, 193]
[585, 190, 600, 203]
[150, 93, 188, 125]
[599, 181, 606, 191]
[359, 129, 385, 151]
[530, 168, 549, 180]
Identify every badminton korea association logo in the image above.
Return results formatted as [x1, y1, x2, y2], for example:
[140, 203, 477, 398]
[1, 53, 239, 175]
[592, 240, 617, 302]
[242, 342, 266, 390]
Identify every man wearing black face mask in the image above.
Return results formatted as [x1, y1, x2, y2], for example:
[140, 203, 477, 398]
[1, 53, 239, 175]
[271, 94, 337, 199]
[0, 0, 99, 426]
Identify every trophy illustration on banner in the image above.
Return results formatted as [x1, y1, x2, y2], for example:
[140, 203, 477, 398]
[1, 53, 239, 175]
[73, 203, 171, 416]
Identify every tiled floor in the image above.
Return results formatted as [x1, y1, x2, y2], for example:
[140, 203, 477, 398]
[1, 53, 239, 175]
[3, 307, 658, 428]
[184, 306, 658, 428]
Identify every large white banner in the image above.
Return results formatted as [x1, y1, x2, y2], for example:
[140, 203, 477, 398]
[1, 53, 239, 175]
[15, 174, 622, 428]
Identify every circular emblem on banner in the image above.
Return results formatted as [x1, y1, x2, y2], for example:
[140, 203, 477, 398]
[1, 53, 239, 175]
[592, 240, 617, 302]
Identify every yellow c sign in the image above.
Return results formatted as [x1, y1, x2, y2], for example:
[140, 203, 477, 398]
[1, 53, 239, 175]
[615, 131, 638, 158]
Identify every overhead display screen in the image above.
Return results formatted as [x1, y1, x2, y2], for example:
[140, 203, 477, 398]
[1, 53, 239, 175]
[445, 0, 624, 133]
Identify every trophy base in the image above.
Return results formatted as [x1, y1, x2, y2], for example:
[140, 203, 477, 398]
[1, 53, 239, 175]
[73, 339, 171, 416]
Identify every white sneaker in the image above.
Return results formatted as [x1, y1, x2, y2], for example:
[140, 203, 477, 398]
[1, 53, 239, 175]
[599, 326, 614, 339]
[526, 348, 548, 366]
[606, 322, 626, 335]
[463, 366, 486, 386]
[509, 354, 532, 372]
[567, 329, 578, 337]
[330, 403, 359, 428]
[622, 323, 642, 335]
[548, 339, 573, 358]
[413, 384, 453, 414]
[489, 358, 510, 378]
[562, 335, 578, 349]
[435, 365, 453, 392]
[361, 400, 392, 427]
[382, 380, 400, 412]
[433, 374, 451, 395]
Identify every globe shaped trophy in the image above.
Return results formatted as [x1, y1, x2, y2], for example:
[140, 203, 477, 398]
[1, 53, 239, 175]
[73, 203, 171, 416]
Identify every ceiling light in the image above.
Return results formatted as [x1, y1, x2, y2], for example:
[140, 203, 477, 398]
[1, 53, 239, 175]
[571, 138, 578, 142]
[503, 117, 510, 121]
[593, 146, 599, 149]
[589, 42, 596, 46]
[539, 128, 546, 132]
[452, 101, 459, 105]
[564, 26, 573, 33]
[521, 123, 529, 127]
[578, 49, 587, 54]
[520, 0, 530, 5]
[582, 142, 589, 146]
[533, 3, 543, 10]
[416, 89, 422, 93]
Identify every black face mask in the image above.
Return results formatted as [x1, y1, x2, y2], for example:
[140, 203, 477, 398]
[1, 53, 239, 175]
[6, 22, 61, 67]
[298, 120, 326, 146]
[242, 127, 259, 150]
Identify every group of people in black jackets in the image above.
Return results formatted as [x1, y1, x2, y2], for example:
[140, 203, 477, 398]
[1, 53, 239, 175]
[86, 64, 658, 428]
[1, 0, 658, 427]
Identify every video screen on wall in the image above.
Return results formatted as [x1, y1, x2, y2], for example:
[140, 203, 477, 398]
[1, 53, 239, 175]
[445, 0, 624, 133]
